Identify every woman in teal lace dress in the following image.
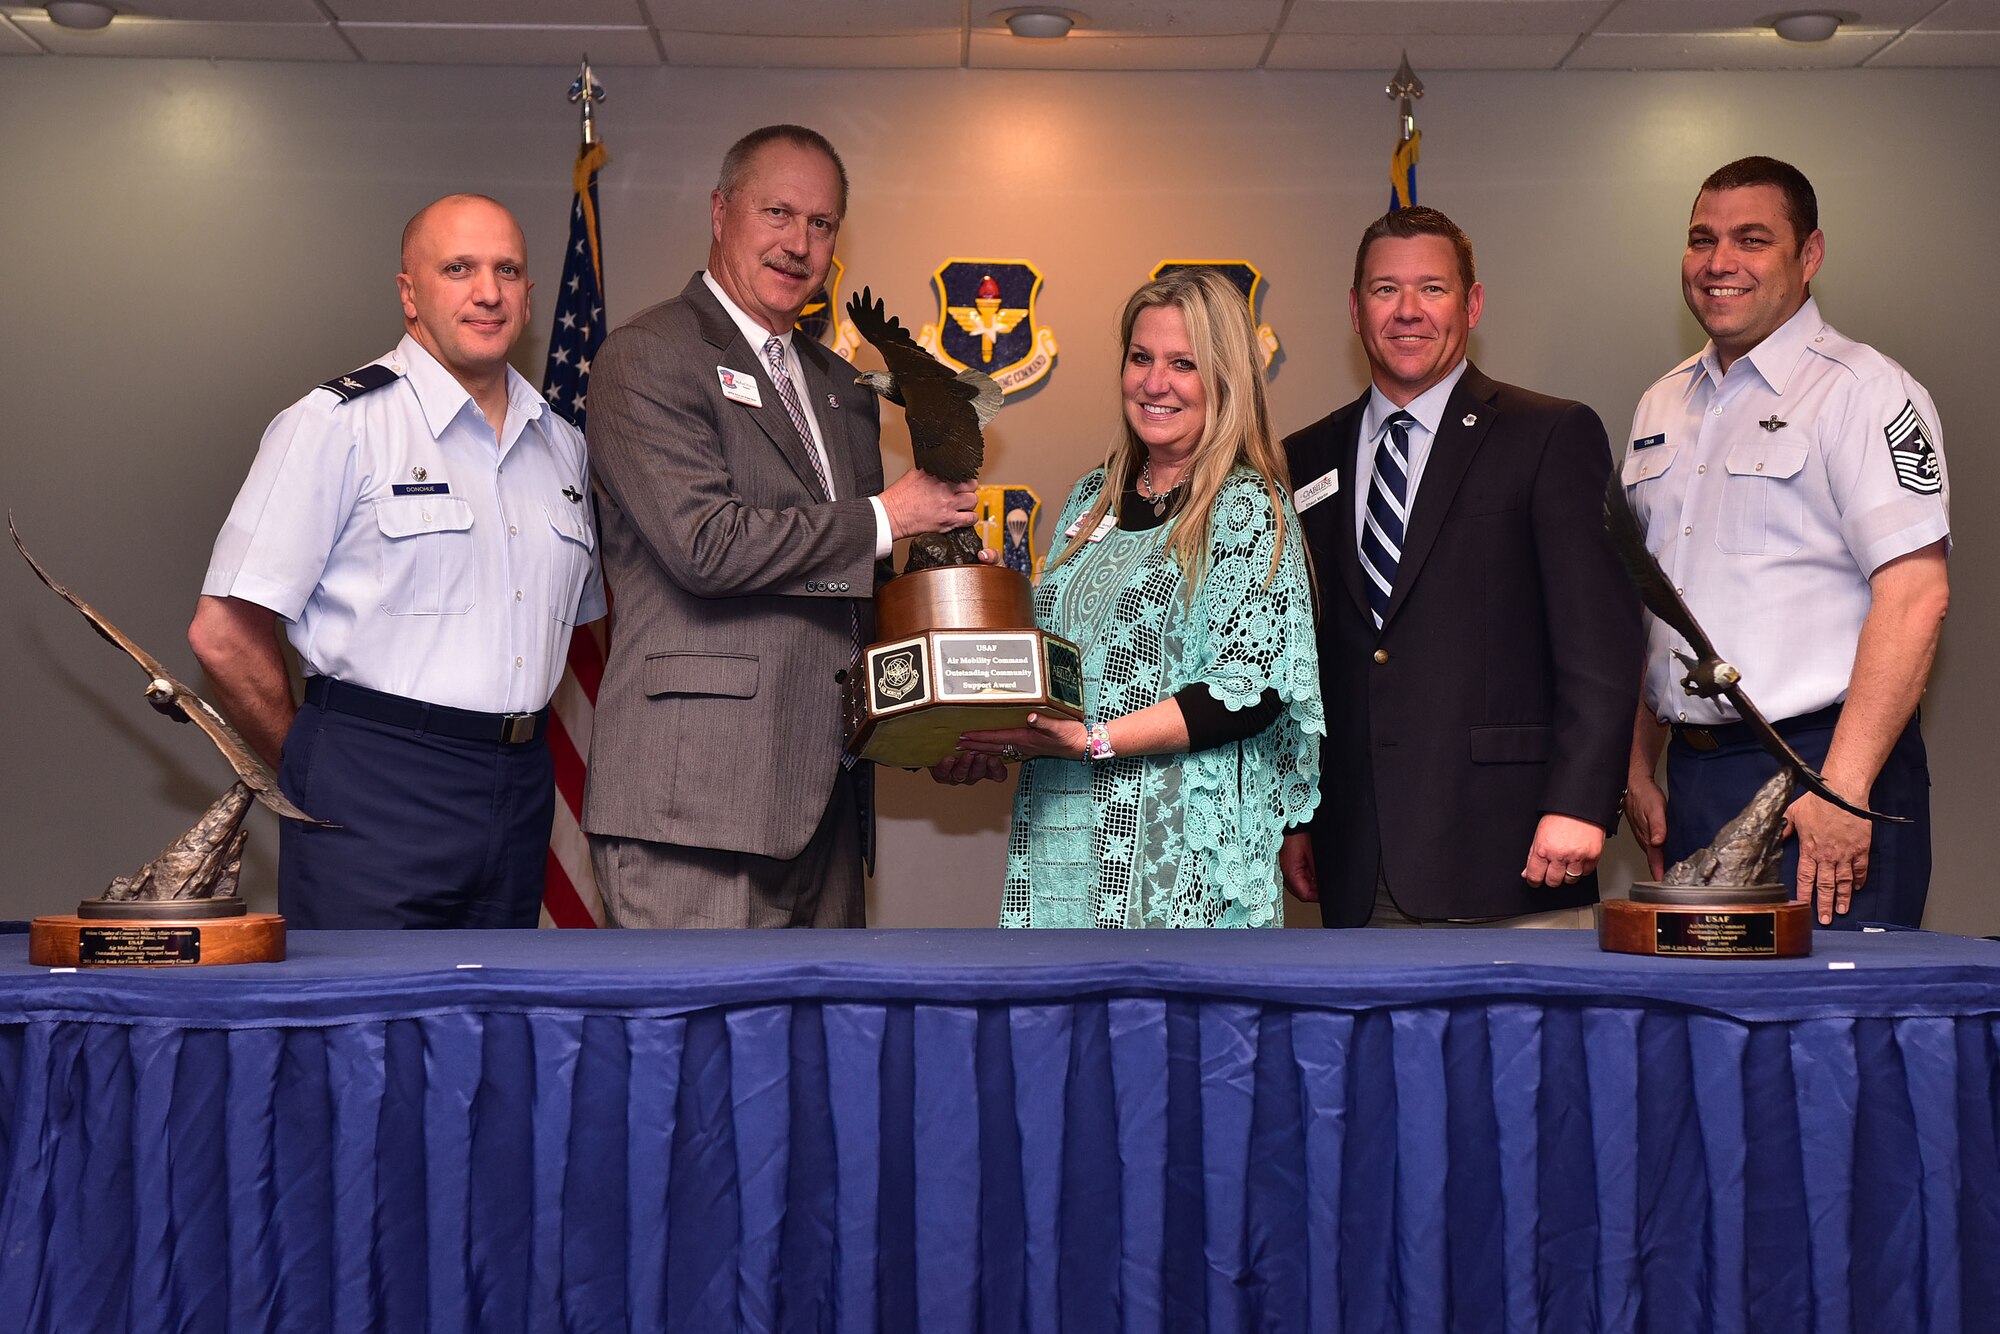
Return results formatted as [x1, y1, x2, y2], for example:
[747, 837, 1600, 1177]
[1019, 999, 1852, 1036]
[936, 269, 1322, 927]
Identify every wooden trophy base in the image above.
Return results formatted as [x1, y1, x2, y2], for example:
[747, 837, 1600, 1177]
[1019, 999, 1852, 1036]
[31, 899, 286, 967]
[1598, 883, 1812, 958]
[846, 564, 1085, 769]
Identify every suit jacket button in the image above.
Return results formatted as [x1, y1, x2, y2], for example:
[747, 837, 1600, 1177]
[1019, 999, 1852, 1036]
[835, 669, 848, 685]
[1373, 649, 1390, 664]
[837, 581, 850, 592]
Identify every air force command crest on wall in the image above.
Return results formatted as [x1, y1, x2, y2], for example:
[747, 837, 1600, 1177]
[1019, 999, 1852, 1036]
[1151, 260, 1280, 371]
[796, 256, 863, 361]
[917, 260, 1059, 395]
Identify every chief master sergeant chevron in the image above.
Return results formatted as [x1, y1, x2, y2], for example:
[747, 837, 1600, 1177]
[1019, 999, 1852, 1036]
[189, 193, 605, 930]
[1621, 157, 1949, 929]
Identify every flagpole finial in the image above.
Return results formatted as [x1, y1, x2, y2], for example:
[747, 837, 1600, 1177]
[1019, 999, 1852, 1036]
[568, 56, 607, 147]
[1386, 52, 1423, 144]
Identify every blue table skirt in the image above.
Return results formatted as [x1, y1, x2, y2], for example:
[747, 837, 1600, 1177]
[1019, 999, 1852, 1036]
[0, 928, 1996, 1333]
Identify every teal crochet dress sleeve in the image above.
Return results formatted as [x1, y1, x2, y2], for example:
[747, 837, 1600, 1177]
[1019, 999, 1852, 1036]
[1001, 468, 1322, 928]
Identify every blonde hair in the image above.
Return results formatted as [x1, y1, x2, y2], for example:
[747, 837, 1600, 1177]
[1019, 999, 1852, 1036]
[1049, 268, 1294, 594]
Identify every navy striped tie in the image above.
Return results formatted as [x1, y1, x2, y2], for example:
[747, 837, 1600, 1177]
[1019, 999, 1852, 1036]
[1360, 411, 1415, 630]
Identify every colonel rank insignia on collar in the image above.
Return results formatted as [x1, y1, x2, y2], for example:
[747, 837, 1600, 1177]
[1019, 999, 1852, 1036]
[317, 362, 401, 403]
[916, 260, 1059, 396]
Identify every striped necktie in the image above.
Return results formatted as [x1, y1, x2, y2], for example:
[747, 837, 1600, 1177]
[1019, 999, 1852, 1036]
[1360, 410, 1416, 631]
[765, 336, 861, 769]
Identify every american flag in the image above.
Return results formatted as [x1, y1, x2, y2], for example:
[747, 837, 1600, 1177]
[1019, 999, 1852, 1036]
[540, 140, 609, 928]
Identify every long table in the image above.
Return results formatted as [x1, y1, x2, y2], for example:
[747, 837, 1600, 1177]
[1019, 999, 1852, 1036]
[0, 927, 1995, 1333]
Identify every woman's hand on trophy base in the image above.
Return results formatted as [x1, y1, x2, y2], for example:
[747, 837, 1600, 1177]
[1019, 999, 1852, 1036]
[958, 712, 1090, 763]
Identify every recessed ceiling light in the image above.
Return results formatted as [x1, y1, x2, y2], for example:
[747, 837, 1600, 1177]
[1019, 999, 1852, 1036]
[45, 2, 115, 28]
[1772, 11, 1841, 42]
[996, 8, 1078, 40]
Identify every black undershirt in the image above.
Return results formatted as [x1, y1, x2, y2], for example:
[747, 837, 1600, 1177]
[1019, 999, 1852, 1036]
[1113, 476, 1284, 750]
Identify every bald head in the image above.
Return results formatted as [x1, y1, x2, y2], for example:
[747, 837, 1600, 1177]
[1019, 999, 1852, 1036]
[395, 194, 532, 395]
[401, 193, 516, 272]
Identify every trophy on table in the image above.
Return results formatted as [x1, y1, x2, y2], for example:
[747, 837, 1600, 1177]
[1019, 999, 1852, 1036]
[839, 289, 1084, 768]
[13, 520, 320, 965]
[1595, 482, 1910, 958]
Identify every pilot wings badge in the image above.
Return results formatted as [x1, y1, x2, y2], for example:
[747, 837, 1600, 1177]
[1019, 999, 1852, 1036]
[795, 256, 863, 361]
[917, 260, 1059, 396]
[1151, 260, 1281, 372]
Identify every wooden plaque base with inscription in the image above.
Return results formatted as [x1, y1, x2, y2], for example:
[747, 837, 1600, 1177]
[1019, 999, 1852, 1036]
[844, 564, 1085, 770]
[1598, 883, 1812, 958]
[30, 898, 285, 968]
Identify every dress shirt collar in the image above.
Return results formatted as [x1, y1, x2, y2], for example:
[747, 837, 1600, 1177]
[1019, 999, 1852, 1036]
[1360, 357, 1470, 448]
[1696, 296, 1823, 398]
[702, 270, 794, 361]
[392, 332, 549, 449]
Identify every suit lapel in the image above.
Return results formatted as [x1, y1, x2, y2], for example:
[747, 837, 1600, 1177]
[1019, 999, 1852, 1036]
[1327, 398, 1371, 622]
[688, 277, 830, 502]
[1380, 364, 1499, 627]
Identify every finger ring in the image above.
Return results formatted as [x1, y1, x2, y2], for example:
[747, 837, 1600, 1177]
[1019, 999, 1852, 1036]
[1002, 744, 1020, 760]
[1563, 870, 1582, 881]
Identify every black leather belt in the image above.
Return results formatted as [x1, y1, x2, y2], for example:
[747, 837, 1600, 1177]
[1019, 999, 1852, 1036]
[304, 676, 547, 745]
[1673, 702, 1841, 752]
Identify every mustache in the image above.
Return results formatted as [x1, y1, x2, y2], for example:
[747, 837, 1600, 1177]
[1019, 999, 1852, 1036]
[762, 256, 811, 280]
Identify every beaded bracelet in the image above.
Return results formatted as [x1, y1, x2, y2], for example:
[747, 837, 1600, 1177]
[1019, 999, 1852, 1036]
[1084, 723, 1116, 761]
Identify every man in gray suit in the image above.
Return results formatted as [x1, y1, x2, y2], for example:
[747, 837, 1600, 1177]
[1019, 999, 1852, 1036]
[584, 124, 977, 927]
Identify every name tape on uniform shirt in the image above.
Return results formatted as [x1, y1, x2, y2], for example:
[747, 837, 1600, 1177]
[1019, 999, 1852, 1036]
[1293, 469, 1340, 513]
[717, 366, 763, 407]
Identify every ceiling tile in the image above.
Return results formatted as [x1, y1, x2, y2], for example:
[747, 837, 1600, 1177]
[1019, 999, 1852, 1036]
[1283, 1, 1603, 37]
[7, 14, 353, 59]
[105, 0, 324, 16]
[1913, 0, 2000, 28]
[646, 0, 956, 34]
[1266, 31, 1574, 68]
[1596, 0, 1937, 34]
[969, 29, 1271, 67]
[341, 23, 660, 65]
[659, 30, 962, 66]
[331, 0, 646, 21]
[1053, 0, 1286, 36]
[1868, 30, 2000, 62]
[1567, 29, 1897, 67]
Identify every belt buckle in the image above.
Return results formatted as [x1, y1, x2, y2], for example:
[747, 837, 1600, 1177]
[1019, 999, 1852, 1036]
[501, 713, 537, 744]
[1681, 726, 1719, 752]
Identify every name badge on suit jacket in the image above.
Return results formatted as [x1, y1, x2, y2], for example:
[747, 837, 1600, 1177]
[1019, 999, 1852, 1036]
[717, 366, 762, 407]
[1294, 469, 1340, 513]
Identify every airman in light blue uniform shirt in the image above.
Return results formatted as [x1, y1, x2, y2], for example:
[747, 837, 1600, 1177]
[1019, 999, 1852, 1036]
[191, 194, 603, 929]
[1622, 157, 1949, 930]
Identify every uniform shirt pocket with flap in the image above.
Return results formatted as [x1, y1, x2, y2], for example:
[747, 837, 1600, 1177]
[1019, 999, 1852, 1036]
[374, 494, 476, 615]
[544, 502, 596, 627]
[1717, 440, 1809, 556]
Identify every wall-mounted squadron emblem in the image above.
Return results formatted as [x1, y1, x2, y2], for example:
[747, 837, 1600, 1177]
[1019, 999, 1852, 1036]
[918, 260, 1059, 396]
[1150, 260, 1281, 372]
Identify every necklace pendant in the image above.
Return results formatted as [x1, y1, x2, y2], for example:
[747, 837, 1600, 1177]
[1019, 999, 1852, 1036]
[1151, 495, 1168, 518]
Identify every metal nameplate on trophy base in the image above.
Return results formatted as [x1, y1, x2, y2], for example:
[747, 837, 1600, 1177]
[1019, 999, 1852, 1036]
[844, 564, 1084, 769]
[1597, 882, 1812, 958]
[31, 896, 287, 968]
